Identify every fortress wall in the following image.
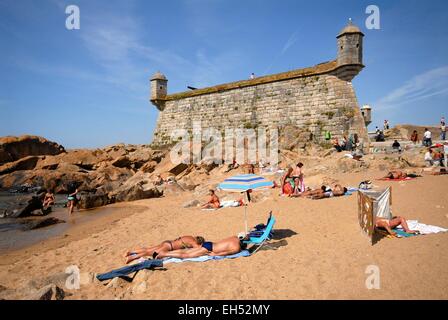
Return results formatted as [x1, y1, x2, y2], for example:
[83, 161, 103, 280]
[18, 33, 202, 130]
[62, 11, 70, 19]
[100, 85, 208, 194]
[151, 70, 368, 147]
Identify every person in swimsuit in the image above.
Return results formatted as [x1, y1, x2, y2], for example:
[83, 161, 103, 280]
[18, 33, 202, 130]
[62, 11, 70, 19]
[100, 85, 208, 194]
[155, 236, 245, 259]
[311, 184, 347, 199]
[124, 235, 205, 264]
[42, 189, 55, 209]
[291, 162, 304, 195]
[67, 183, 79, 215]
[375, 216, 419, 237]
[280, 167, 294, 195]
[383, 170, 420, 179]
[201, 189, 221, 209]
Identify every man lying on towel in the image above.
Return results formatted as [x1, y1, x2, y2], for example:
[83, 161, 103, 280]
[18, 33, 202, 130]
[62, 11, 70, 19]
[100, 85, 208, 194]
[293, 184, 347, 199]
[383, 170, 420, 180]
[124, 235, 205, 264]
[155, 236, 246, 259]
[375, 216, 419, 237]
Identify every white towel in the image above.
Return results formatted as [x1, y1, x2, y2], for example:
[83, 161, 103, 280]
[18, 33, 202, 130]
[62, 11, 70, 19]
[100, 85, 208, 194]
[396, 220, 448, 235]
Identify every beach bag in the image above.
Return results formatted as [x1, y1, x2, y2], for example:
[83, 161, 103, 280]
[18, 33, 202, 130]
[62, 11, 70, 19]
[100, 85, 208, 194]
[282, 181, 293, 195]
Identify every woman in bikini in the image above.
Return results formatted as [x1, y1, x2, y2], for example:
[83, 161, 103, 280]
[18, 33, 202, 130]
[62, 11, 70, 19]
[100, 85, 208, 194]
[155, 236, 244, 259]
[375, 216, 419, 237]
[124, 235, 205, 264]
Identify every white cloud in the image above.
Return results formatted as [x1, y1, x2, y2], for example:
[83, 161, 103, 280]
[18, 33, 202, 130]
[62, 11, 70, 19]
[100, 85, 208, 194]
[264, 30, 299, 74]
[281, 31, 299, 55]
[375, 66, 448, 111]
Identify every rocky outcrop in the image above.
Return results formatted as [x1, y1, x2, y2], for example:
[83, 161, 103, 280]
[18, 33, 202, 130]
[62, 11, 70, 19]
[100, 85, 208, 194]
[25, 217, 65, 230]
[0, 156, 42, 176]
[0, 135, 65, 165]
[110, 172, 163, 202]
[78, 192, 111, 209]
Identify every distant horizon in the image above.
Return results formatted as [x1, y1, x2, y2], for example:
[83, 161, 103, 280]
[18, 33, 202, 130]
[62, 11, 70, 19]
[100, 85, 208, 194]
[1, 0, 447, 148]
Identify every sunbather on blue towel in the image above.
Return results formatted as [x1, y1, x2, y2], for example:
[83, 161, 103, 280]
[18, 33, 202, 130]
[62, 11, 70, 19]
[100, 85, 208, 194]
[155, 236, 246, 259]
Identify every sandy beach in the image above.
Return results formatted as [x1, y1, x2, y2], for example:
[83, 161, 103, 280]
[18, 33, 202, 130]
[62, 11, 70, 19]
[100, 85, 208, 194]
[1, 170, 447, 300]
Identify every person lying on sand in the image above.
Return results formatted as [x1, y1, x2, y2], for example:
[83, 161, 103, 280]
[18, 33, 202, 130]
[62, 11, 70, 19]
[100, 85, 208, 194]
[291, 184, 346, 199]
[201, 189, 221, 209]
[383, 170, 420, 179]
[155, 236, 245, 259]
[310, 184, 347, 199]
[375, 216, 419, 237]
[124, 235, 205, 264]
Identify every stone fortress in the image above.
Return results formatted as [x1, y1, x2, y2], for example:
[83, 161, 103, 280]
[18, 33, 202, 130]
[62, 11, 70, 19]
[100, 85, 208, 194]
[149, 20, 371, 148]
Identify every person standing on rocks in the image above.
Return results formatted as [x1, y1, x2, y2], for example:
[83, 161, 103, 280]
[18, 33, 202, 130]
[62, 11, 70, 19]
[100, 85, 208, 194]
[410, 130, 419, 145]
[440, 121, 446, 141]
[423, 128, 432, 147]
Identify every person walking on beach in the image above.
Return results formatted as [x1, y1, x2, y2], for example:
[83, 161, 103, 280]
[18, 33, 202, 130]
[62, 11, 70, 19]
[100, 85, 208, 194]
[67, 182, 79, 215]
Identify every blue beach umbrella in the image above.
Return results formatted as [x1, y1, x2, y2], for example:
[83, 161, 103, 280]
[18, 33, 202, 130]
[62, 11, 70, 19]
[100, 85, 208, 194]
[217, 174, 273, 234]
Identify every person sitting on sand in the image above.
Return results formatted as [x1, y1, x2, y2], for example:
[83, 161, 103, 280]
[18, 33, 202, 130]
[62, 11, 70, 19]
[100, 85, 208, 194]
[280, 167, 294, 195]
[375, 216, 419, 237]
[42, 189, 55, 209]
[201, 189, 221, 209]
[333, 138, 342, 152]
[383, 170, 420, 179]
[392, 140, 402, 153]
[155, 236, 245, 259]
[154, 174, 165, 186]
[124, 235, 205, 264]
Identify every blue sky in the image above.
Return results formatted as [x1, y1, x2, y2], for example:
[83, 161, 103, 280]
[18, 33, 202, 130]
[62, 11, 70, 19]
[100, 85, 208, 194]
[1, 0, 447, 148]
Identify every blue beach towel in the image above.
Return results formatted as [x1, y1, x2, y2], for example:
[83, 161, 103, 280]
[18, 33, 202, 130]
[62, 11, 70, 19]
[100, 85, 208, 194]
[96, 259, 163, 281]
[163, 250, 251, 264]
[345, 187, 358, 196]
[393, 229, 420, 238]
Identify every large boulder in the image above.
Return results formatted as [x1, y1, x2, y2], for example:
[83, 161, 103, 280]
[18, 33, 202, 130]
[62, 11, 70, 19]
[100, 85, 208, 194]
[78, 192, 110, 209]
[279, 125, 312, 151]
[7, 194, 44, 218]
[56, 149, 106, 170]
[0, 156, 42, 176]
[114, 184, 162, 202]
[111, 172, 163, 202]
[0, 135, 65, 165]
